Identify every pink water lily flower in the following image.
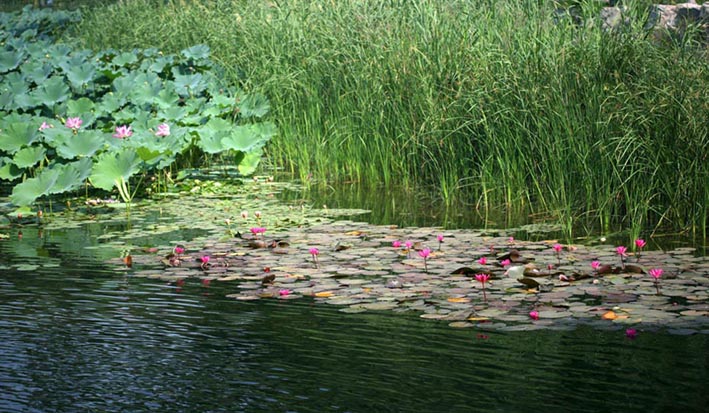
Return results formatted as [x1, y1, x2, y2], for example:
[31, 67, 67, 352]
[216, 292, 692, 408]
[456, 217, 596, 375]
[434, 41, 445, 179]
[155, 122, 170, 137]
[113, 125, 133, 139]
[552, 243, 563, 253]
[392, 240, 402, 248]
[648, 268, 663, 295]
[500, 259, 511, 267]
[65, 117, 82, 129]
[475, 273, 490, 302]
[241, 211, 248, 219]
[418, 248, 431, 272]
[591, 260, 601, 270]
[616, 245, 628, 268]
[38, 121, 52, 131]
[529, 310, 540, 320]
[200, 255, 210, 270]
[279, 289, 291, 296]
[477, 256, 487, 265]
[634, 239, 646, 262]
[309, 247, 319, 268]
[436, 234, 444, 250]
[625, 328, 638, 339]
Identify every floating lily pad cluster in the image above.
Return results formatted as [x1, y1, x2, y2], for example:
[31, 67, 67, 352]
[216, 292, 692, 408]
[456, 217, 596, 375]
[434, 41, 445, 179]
[106, 181, 709, 335]
[0, 7, 275, 209]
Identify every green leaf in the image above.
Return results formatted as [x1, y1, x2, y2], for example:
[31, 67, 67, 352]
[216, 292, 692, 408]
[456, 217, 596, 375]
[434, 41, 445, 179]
[154, 87, 180, 109]
[50, 158, 92, 194]
[112, 52, 138, 67]
[196, 118, 230, 154]
[21, 60, 52, 84]
[173, 73, 207, 97]
[0, 157, 23, 181]
[237, 148, 263, 176]
[31, 75, 70, 106]
[181, 44, 210, 61]
[54, 130, 105, 159]
[0, 50, 25, 73]
[90, 148, 142, 191]
[221, 124, 260, 152]
[66, 97, 95, 116]
[65, 63, 97, 88]
[13, 146, 46, 168]
[10, 168, 60, 206]
[238, 92, 270, 118]
[0, 122, 39, 152]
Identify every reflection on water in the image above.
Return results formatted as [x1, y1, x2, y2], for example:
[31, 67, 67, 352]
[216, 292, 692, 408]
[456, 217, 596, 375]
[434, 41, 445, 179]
[1, 226, 708, 412]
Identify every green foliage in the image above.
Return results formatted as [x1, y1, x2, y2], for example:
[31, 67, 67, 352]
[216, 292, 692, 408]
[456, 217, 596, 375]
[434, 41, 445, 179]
[67, 0, 708, 239]
[0, 6, 276, 207]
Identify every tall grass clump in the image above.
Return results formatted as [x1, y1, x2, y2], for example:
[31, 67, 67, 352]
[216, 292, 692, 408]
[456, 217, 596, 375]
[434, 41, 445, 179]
[65, 0, 708, 239]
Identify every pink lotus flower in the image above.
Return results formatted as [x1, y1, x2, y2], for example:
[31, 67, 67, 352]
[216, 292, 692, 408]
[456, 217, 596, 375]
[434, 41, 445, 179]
[529, 310, 539, 320]
[112, 124, 133, 139]
[591, 260, 601, 270]
[65, 117, 82, 129]
[500, 259, 511, 267]
[648, 268, 663, 295]
[475, 273, 490, 302]
[418, 248, 431, 272]
[477, 256, 487, 265]
[625, 328, 638, 339]
[392, 240, 402, 248]
[155, 122, 170, 137]
[38, 121, 52, 131]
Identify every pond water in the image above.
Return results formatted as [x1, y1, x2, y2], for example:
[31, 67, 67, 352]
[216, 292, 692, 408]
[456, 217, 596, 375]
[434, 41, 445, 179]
[1, 196, 708, 413]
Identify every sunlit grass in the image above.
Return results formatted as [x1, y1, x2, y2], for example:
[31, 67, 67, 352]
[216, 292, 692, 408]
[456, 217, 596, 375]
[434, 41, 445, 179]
[64, 0, 708, 239]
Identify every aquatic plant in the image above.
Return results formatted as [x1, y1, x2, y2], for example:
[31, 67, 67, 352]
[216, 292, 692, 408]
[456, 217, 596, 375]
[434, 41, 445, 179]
[0, 7, 276, 212]
[529, 311, 540, 321]
[477, 256, 487, 266]
[71, 0, 709, 239]
[436, 234, 444, 251]
[552, 244, 563, 265]
[392, 240, 402, 248]
[648, 268, 663, 295]
[309, 247, 319, 268]
[475, 273, 490, 302]
[635, 239, 646, 262]
[625, 328, 638, 340]
[418, 248, 431, 273]
[616, 246, 628, 269]
[500, 259, 511, 267]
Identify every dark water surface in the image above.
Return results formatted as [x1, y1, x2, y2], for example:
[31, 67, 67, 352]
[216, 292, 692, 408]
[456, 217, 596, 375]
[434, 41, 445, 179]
[1, 222, 708, 412]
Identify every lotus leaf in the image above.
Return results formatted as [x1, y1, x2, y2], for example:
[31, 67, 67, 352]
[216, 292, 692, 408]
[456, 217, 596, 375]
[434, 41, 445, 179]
[53, 130, 105, 159]
[237, 149, 263, 176]
[0, 157, 23, 180]
[65, 63, 97, 89]
[181, 44, 211, 61]
[90, 148, 141, 192]
[173, 72, 207, 97]
[50, 158, 92, 194]
[238, 92, 270, 118]
[0, 121, 39, 152]
[31, 75, 70, 107]
[0, 50, 24, 73]
[10, 168, 60, 206]
[12, 146, 46, 169]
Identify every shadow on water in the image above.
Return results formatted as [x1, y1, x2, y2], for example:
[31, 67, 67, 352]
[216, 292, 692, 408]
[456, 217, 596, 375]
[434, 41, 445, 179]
[1, 224, 708, 412]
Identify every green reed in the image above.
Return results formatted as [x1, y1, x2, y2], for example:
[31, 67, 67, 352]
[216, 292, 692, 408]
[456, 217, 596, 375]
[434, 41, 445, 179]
[65, 0, 708, 239]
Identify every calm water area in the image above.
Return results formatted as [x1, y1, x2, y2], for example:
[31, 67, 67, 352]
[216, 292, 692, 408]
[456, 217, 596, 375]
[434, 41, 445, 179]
[1, 184, 708, 413]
